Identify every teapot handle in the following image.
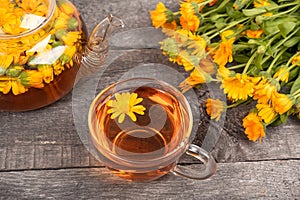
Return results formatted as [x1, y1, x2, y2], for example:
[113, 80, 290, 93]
[79, 14, 124, 76]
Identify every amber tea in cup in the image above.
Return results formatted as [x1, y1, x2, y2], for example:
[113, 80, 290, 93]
[88, 78, 216, 181]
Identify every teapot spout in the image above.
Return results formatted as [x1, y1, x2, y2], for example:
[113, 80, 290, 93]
[80, 14, 124, 75]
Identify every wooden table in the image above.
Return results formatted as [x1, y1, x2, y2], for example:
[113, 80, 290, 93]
[0, 0, 299, 199]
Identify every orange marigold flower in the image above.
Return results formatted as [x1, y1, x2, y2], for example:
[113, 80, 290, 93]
[246, 29, 264, 38]
[254, 0, 270, 8]
[292, 55, 300, 66]
[213, 37, 235, 67]
[273, 67, 290, 83]
[217, 65, 232, 79]
[180, 2, 197, 15]
[0, 79, 28, 95]
[221, 30, 235, 40]
[180, 14, 200, 32]
[62, 31, 81, 46]
[150, 2, 168, 29]
[53, 11, 70, 30]
[256, 103, 277, 124]
[221, 73, 255, 102]
[2, 13, 26, 35]
[209, 0, 218, 6]
[53, 61, 65, 75]
[0, 55, 14, 69]
[162, 21, 178, 30]
[59, 1, 75, 15]
[243, 112, 266, 142]
[38, 65, 54, 84]
[253, 78, 277, 104]
[180, 67, 208, 92]
[11, 80, 28, 95]
[271, 93, 294, 115]
[206, 98, 226, 121]
[17, 0, 48, 16]
[187, 33, 207, 56]
[20, 70, 44, 88]
[263, 12, 273, 17]
[0, 81, 8, 94]
[178, 51, 196, 71]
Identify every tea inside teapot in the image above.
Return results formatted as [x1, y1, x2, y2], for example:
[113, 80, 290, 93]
[0, 0, 123, 111]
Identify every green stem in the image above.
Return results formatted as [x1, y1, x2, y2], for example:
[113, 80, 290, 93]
[203, 28, 220, 37]
[292, 88, 300, 96]
[274, 27, 300, 50]
[261, 55, 271, 66]
[228, 63, 246, 70]
[202, 0, 231, 17]
[269, 1, 300, 11]
[226, 99, 250, 109]
[243, 51, 257, 74]
[287, 63, 298, 71]
[287, 52, 300, 66]
[268, 5, 299, 19]
[258, 33, 282, 66]
[294, 93, 300, 99]
[266, 32, 281, 46]
[266, 47, 288, 73]
[263, 30, 280, 41]
[209, 17, 251, 40]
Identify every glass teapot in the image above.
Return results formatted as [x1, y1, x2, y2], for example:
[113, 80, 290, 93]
[0, 0, 123, 111]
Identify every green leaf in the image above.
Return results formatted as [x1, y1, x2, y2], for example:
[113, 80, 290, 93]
[265, 45, 274, 56]
[289, 67, 300, 81]
[284, 37, 300, 48]
[254, 53, 263, 70]
[215, 21, 226, 29]
[278, 22, 296, 38]
[250, 21, 260, 30]
[291, 73, 300, 94]
[280, 113, 288, 124]
[270, 117, 282, 127]
[263, 22, 278, 35]
[226, 6, 244, 19]
[234, 54, 250, 63]
[286, 81, 294, 88]
[262, 17, 298, 35]
[243, 8, 267, 16]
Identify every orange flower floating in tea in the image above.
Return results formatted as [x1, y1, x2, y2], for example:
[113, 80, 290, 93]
[107, 92, 146, 124]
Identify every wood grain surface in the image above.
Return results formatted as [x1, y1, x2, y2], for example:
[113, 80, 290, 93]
[0, 0, 299, 199]
[0, 161, 299, 199]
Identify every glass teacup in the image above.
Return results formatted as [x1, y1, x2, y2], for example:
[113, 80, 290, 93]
[88, 78, 216, 181]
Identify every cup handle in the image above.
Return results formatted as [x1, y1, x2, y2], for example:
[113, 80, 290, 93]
[172, 144, 217, 180]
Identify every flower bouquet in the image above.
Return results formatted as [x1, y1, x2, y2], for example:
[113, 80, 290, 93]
[150, 0, 300, 142]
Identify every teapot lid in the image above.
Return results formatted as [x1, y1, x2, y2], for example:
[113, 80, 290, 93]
[0, 0, 55, 39]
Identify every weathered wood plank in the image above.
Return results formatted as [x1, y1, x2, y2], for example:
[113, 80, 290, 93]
[4, 146, 34, 170]
[0, 160, 299, 199]
[72, 0, 179, 33]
